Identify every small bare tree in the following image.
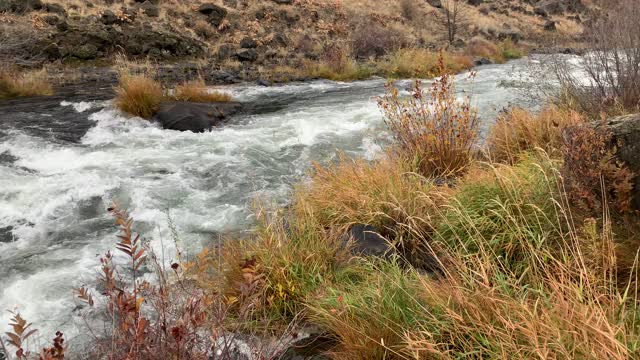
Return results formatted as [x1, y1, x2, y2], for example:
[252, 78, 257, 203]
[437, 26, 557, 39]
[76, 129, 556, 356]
[434, 0, 469, 45]
[552, 0, 640, 114]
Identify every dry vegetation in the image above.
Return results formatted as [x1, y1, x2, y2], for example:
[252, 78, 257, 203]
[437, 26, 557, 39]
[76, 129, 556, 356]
[114, 72, 164, 119]
[0, 69, 53, 99]
[6, 1, 640, 359]
[173, 78, 232, 103]
[487, 106, 583, 163]
[379, 58, 478, 178]
[552, 0, 640, 115]
[113, 57, 232, 118]
[5, 42, 640, 358]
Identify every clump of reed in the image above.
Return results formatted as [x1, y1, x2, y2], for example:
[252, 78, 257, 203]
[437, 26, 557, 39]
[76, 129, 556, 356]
[173, 78, 232, 103]
[0, 68, 53, 99]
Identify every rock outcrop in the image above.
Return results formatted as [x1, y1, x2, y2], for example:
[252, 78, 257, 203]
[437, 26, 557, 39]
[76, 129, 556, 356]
[597, 114, 640, 209]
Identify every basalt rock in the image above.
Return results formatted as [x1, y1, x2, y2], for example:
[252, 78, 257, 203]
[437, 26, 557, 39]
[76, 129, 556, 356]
[235, 48, 258, 62]
[52, 19, 204, 60]
[595, 113, 640, 209]
[198, 3, 227, 26]
[543, 20, 557, 31]
[154, 101, 242, 132]
[341, 224, 390, 257]
[0, 0, 43, 12]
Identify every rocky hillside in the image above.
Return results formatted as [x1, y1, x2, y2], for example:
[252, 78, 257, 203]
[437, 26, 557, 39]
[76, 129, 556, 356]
[0, 0, 591, 82]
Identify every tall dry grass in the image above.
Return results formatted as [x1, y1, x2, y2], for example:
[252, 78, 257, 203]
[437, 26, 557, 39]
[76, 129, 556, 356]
[173, 78, 232, 103]
[487, 106, 583, 164]
[113, 57, 164, 119]
[307, 153, 640, 359]
[114, 73, 163, 119]
[0, 69, 53, 99]
[377, 48, 473, 79]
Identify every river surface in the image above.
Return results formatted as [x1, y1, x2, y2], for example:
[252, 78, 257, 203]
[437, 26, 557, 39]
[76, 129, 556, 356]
[0, 57, 551, 345]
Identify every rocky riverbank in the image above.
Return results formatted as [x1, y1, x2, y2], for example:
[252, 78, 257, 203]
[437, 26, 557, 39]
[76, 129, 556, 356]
[2, 0, 590, 83]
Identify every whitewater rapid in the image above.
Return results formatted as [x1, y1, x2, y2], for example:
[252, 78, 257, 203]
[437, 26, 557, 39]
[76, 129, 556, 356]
[0, 57, 546, 344]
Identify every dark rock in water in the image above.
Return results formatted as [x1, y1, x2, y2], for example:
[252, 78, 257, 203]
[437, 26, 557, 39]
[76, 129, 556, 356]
[595, 113, 640, 209]
[474, 57, 492, 66]
[0, 226, 14, 243]
[256, 79, 271, 87]
[0, 150, 18, 165]
[342, 224, 389, 257]
[154, 101, 242, 132]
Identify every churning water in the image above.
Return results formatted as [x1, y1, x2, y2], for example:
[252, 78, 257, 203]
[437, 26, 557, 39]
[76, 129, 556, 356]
[0, 57, 550, 344]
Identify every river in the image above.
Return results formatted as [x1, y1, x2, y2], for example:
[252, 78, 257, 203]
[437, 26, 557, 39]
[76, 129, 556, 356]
[0, 56, 549, 345]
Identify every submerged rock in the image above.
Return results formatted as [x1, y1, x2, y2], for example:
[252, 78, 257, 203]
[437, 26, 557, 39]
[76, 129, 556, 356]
[0, 225, 14, 243]
[474, 57, 493, 66]
[154, 101, 242, 132]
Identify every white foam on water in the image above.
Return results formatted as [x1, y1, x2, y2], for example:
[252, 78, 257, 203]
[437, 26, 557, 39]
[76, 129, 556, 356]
[60, 100, 108, 113]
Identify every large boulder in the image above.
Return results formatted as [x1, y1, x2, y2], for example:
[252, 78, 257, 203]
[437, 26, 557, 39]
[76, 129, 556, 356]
[235, 48, 258, 62]
[534, 0, 586, 16]
[154, 102, 242, 132]
[341, 224, 390, 257]
[139, 1, 159, 17]
[198, 3, 227, 26]
[597, 114, 640, 209]
[0, 0, 43, 12]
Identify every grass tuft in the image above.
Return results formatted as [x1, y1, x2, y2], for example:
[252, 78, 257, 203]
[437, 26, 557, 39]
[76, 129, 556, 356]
[173, 78, 232, 103]
[0, 69, 53, 99]
[487, 106, 583, 164]
[114, 72, 164, 119]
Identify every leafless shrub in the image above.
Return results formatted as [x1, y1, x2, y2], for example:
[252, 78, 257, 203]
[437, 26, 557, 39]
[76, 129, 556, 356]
[435, 0, 469, 45]
[351, 21, 407, 59]
[552, 0, 640, 114]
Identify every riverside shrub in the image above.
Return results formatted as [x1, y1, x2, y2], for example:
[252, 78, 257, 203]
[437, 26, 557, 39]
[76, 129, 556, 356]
[378, 55, 479, 178]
